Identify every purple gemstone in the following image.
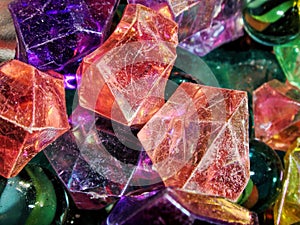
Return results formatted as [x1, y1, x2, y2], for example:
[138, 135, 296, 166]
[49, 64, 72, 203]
[44, 106, 162, 209]
[105, 188, 259, 225]
[179, 0, 244, 56]
[9, 0, 119, 88]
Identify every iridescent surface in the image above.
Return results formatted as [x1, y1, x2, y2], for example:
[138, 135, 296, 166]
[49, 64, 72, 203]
[180, 0, 244, 56]
[254, 79, 300, 151]
[9, 0, 119, 88]
[44, 106, 161, 209]
[0, 165, 69, 225]
[138, 82, 250, 201]
[243, 0, 300, 45]
[0, 60, 69, 178]
[274, 36, 300, 89]
[274, 138, 300, 225]
[248, 139, 283, 213]
[105, 188, 259, 225]
[77, 4, 178, 127]
[0, 0, 16, 63]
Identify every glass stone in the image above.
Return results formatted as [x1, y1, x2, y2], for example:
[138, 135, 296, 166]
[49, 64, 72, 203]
[0, 60, 69, 178]
[253, 79, 300, 151]
[243, 0, 300, 46]
[77, 4, 178, 127]
[180, 0, 244, 56]
[248, 139, 284, 213]
[105, 188, 259, 225]
[138, 82, 250, 202]
[9, 0, 119, 89]
[44, 106, 162, 210]
[0, 165, 69, 225]
[274, 36, 300, 89]
[274, 138, 300, 225]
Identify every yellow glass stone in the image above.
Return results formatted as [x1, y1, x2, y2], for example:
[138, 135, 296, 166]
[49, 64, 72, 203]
[274, 137, 300, 225]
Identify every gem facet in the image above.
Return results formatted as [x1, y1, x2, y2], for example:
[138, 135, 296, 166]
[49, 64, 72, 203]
[77, 4, 178, 127]
[180, 0, 244, 56]
[253, 79, 300, 151]
[274, 36, 300, 89]
[0, 60, 69, 178]
[138, 82, 250, 201]
[105, 188, 259, 225]
[274, 138, 300, 225]
[8, 0, 119, 88]
[45, 106, 161, 209]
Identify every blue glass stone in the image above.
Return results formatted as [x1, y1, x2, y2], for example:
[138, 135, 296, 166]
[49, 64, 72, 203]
[249, 139, 284, 213]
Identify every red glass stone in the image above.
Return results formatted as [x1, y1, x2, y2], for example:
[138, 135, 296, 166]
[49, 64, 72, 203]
[0, 60, 69, 178]
[138, 82, 250, 201]
[77, 4, 178, 127]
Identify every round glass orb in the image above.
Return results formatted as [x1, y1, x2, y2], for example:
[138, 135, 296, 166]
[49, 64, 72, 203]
[243, 0, 300, 46]
[249, 139, 284, 213]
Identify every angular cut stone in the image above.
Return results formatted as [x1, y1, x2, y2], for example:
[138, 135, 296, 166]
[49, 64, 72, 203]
[128, 0, 217, 42]
[138, 82, 250, 201]
[77, 4, 178, 127]
[253, 79, 300, 151]
[180, 0, 244, 56]
[105, 188, 259, 225]
[44, 106, 162, 209]
[0, 60, 69, 178]
[274, 36, 300, 89]
[9, 0, 119, 86]
[274, 138, 300, 225]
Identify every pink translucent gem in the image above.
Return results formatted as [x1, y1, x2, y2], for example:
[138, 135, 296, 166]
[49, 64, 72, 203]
[138, 82, 250, 201]
[0, 60, 69, 178]
[254, 79, 300, 151]
[77, 4, 178, 127]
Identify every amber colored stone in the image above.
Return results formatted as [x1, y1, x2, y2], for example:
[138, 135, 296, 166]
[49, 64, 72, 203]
[253, 79, 300, 151]
[77, 4, 178, 127]
[138, 82, 250, 201]
[274, 138, 300, 225]
[0, 60, 69, 178]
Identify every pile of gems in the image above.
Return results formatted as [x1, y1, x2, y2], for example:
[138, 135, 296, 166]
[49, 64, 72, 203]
[0, 0, 299, 224]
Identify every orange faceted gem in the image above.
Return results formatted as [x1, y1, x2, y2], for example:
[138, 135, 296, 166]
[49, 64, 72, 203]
[0, 60, 69, 178]
[138, 83, 250, 201]
[77, 4, 178, 127]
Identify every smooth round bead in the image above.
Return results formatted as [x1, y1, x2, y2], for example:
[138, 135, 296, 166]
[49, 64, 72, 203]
[243, 0, 300, 46]
[249, 139, 284, 213]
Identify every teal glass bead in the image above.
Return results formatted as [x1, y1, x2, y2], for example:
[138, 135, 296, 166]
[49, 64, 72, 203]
[242, 0, 300, 46]
[249, 139, 284, 213]
[0, 165, 69, 225]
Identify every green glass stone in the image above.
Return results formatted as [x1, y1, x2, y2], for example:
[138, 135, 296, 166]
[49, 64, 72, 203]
[249, 139, 284, 213]
[242, 0, 300, 46]
[274, 36, 300, 89]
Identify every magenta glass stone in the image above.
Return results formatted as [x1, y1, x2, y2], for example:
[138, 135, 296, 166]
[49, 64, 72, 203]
[179, 0, 244, 56]
[9, 0, 119, 89]
[44, 106, 162, 209]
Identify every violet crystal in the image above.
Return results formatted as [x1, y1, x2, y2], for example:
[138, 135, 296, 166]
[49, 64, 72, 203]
[44, 106, 162, 209]
[8, 0, 119, 88]
[105, 188, 259, 225]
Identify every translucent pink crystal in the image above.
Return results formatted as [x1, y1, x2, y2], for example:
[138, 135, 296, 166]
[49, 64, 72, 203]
[138, 83, 250, 201]
[254, 79, 300, 151]
[77, 4, 178, 127]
